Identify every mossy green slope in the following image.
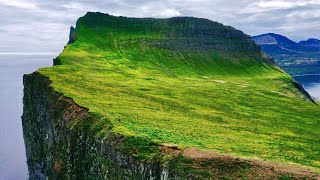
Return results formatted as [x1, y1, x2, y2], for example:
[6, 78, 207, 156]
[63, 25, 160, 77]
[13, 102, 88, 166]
[38, 12, 320, 169]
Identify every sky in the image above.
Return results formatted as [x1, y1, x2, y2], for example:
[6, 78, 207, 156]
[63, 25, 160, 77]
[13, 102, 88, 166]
[1, 0, 320, 54]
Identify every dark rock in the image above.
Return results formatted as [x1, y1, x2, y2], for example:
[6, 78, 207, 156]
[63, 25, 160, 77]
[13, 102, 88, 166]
[67, 26, 77, 44]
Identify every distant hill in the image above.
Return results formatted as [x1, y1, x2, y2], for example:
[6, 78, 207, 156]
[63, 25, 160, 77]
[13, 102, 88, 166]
[299, 38, 320, 49]
[252, 33, 320, 67]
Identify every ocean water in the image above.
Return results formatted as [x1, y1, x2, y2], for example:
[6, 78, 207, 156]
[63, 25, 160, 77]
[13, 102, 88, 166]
[293, 74, 320, 100]
[0, 54, 53, 180]
[0, 55, 319, 179]
[305, 84, 320, 100]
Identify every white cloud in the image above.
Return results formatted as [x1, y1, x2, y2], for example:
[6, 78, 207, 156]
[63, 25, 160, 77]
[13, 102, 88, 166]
[257, 1, 302, 9]
[258, 0, 320, 9]
[278, 21, 320, 32]
[0, 0, 38, 9]
[153, 8, 181, 17]
[286, 10, 320, 19]
[240, 0, 320, 14]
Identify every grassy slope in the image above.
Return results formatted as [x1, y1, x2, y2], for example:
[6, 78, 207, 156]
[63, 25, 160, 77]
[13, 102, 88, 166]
[38, 12, 320, 170]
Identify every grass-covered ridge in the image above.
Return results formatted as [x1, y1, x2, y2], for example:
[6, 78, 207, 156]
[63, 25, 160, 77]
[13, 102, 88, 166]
[38, 12, 320, 170]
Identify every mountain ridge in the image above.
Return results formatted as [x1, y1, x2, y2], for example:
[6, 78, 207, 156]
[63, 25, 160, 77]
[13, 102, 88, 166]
[299, 38, 320, 49]
[253, 33, 320, 66]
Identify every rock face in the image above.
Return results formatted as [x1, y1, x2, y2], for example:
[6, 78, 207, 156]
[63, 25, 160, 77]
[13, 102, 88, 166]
[67, 26, 77, 44]
[150, 17, 260, 52]
[22, 72, 172, 179]
[79, 12, 265, 59]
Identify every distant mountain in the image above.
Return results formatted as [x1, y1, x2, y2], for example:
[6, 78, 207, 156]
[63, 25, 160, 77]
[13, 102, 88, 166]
[252, 33, 320, 66]
[299, 38, 320, 49]
[253, 33, 309, 52]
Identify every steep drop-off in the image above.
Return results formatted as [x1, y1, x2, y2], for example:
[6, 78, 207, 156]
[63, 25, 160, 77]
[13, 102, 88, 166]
[23, 72, 171, 179]
[23, 12, 320, 179]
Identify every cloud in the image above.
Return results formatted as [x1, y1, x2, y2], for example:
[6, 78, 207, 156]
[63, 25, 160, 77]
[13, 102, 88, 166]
[0, 0, 38, 9]
[0, 0, 319, 53]
[139, 3, 181, 17]
[257, 1, 303, 9]
[155, 9, 181, 17]
[286, 10, 320, 19]
[242, 0, 320, 13]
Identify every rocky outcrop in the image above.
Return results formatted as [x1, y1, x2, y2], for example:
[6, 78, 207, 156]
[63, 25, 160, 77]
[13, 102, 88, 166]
[67, 26, 77, 44]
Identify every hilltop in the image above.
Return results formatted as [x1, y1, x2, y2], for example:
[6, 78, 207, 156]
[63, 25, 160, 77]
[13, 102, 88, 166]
[23, 12, 320, 179]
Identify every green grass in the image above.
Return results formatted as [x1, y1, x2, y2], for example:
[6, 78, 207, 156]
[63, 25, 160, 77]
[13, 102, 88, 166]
[38, 12, 320, 170]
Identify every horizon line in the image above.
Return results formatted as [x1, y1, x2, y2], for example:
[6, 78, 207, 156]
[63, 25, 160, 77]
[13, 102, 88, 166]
[0, 52, 58, 55]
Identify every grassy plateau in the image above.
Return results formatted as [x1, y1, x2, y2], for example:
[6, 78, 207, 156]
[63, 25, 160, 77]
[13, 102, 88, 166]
[37, 12, 320, 171]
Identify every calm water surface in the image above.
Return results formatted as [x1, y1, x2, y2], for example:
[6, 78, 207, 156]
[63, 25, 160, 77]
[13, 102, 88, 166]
[0, 55, 319, 179]
[0, 54, 53, 180]
[293, 74, 320, 100]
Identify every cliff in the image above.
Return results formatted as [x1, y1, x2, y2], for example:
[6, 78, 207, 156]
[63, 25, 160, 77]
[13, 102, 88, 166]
[22, 12, 320, 179]
[22, 72, 170, 179]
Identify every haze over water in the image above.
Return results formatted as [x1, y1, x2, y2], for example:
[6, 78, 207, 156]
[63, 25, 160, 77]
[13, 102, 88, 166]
[294, 74, 320, 101]
[0, 54, 319, 179]
[306, 85, 320, 100]
[0, 54, 53, 180]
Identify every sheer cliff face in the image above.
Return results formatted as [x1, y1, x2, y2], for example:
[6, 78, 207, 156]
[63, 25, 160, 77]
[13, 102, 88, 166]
[22, 73, 171, 179]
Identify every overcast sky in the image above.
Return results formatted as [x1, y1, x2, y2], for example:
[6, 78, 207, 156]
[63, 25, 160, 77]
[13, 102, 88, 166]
[1, 0, 320, 54]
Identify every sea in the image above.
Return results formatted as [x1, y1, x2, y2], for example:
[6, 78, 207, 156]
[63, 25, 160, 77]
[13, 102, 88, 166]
[293, 74, 320, 100]
[0, 54, 53, 180]
[0, 54, 319, 179]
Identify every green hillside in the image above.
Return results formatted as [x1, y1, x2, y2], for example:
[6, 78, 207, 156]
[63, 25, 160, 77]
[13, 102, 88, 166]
[37, 12, 320, 172]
